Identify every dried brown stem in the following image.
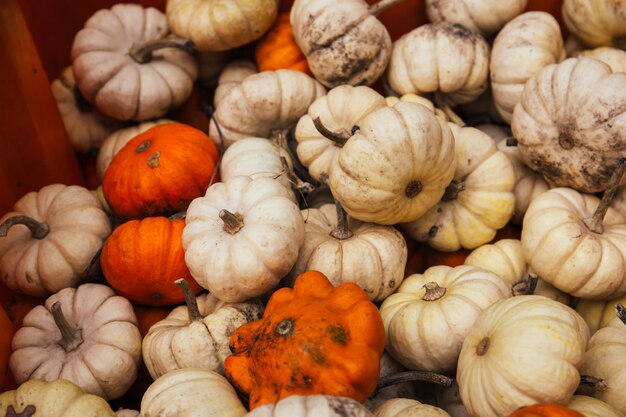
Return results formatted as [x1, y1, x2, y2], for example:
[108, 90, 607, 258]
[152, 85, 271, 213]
[376, 371, 453, 391]
[579, 374, 608, 392]
[175, 278, 202, 322]
[0, 215, 49, 239]
[220, 209, 244, 235]
[585, 158, 626, 234]
[319, 173, 353, 240]
[616, 303, 626, 326]
[312, 117, 352, 146]
[129, 37, 193, 64]
[50, 302, 83, 352]
[422, 282, 446, 301]
[368, 0, 406, 16]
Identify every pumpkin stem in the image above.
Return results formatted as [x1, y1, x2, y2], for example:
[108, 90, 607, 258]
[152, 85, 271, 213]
[312, 117, 354, 147]
[280, 156, 315, 195]
[434, 92, 465, 127]
[368, 0, 406, 17]
[129, 37, 193, 64]
[579, 374, 608, 392]
[616, 303, 626, 326]
[0, 215, 50, 239]
[422, 282, 446, 301]
[5, 405, 36, 417]
[376, 371, 453, 391]
[50, 302, 83, 352]
[175, 278, 202, 322]
[320, 173, 354, 240]
[441, 180, 465, 202]
[505, 137, 518, 147]
[511, 274, 538, 296]
[220, 209, 245, 235]
[585, 157, 626, 234]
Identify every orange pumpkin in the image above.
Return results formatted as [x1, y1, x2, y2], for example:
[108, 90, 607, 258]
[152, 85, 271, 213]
[255, 13, 310, 74]
[224, 270, 385, 409]
[508, 404, 585, 417]
[0, 305, 13, 392]
[167, 85, 211, 132]
[133, 304, 171, 337]
[100, 216, 203, 306]
[102, 123, 219, 219]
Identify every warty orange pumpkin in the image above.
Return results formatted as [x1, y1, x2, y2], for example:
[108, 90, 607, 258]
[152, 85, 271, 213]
[224, 270, 385, 409]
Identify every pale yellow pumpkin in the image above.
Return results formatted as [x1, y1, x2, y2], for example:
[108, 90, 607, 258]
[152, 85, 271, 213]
[577, 47, 626, 73]
[374, 398, 451, 417]
[568, 395, 626, 417]
[562, 0, 626, 48]
[576, 295, 626, 334]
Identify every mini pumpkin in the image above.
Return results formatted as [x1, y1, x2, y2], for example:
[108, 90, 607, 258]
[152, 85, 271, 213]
[577, 47, 626, 73]
[224, 270, 385, 409]
[568, 395, 626, 417]
[0, 184, 110, 297]
[562, 0, 626, 49]
[575, 295, 626, 334]
[71, 4, 197, 121]
[507, 404, 585, 417]
[213, 60, 258, 107]
[256, 12, 309, 74]
[247, 395, 374, 417]
[102, 123, 219, 219]
[9, 283, 142, 400]
[374, 398, 451, 417]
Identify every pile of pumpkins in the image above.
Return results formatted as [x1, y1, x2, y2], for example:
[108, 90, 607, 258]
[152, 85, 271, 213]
[1, 0, 626, 416]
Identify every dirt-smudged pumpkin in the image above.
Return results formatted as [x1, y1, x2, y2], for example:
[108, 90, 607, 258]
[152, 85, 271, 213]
[507, 403, 585, 417]
[102, 123, 219, 219]
[256, 13, 310, 74]
[101, 216, 202, 306]
[224, 270, 385, 409]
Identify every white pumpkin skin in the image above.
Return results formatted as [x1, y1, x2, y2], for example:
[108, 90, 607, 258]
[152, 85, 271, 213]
[329, 101, 456, 225]
[246, 395, 374, 417]
[209, 69, 326, 148]
[434, 382, 471, 417]
[166, 0, 278, 52]
[9, 284, 142, 400]
[385, 22, 490, 106]
[183, 176, 305, 302]
[568, 395, 626, 417]
[426, 0, 527, 37]
[51, 66, 121, 154]
[213, 60, 258, 107]
[374, 398, 451, 417]
[576, 295, 626, 335]
[562, 0, 626, 48]
[457, 295, 590, 417]
[0, 184, 111, 297]
[290, 0, 392, 88]
[522, 188, 626, 299]
[71, 4, 198, 121]
[490, 11, 565, 123]
[116, 410, 140, 417]
[142, 294, 264, 379]
[613, 186, 626, 217]
[381, 265, 510, 373]
[577, 47, 626, 73]
[511, 57, 626, 193]
[141, 368, 247, 417]
[289, 203, 407, 302]
[295, 85, 387, 182]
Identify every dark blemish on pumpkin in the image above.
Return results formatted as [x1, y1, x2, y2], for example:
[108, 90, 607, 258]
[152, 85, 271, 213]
[304, 344, 327, 365]
[428, 225, 438, 238]
[327, 324, 347, 345]
[275, 318, 295, 337]
[405, 180, 423, 198]
[303, 375, 314, 387]
[151, 293, 162, 300]
[558, 133, 575, 150]
[136, 140, 151, 153]
[6, 405, 36, 417]
[388, 279, 396, 288]
[351, 125, 360, 135]
[148, 151, 161, 168]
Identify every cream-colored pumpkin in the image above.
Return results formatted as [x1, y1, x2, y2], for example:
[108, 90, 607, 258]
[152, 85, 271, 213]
[183, 176, 305, 302]
[385, 22, 490, 107]
[385, 94, 451, 123]
[568, 395, 626, 417]
[0, 184, 111, 297]
[142, 288, 263, 379]
[434, 382, 471, 417]
[71, 4, 198, 121]
[295, 85, 386, 182]
[166, 0, 278, 52]
[581, 315, 626, 413]
[381, 265, 509, 372]
[96, 119, 174, 181]
[464, 239, 570, 303]
[374, 398, 451, 417]
[213, 60, 258, 107]
[614, 186, 626, 217]
[209, 69, 325, 148]
[576, 295, 626, 334]
[364, 353, 416, 410]
[289, 203, 407, 302]
[0, 379, 115, 417]
[116, 410, 140, 417]
[329, 101, 456, 225]
[490, 12, 565, 123]
[401, 124, 515, 251]
[51, 66, 121, 154]
[511, 57, 626, 193]
[141, 368, 247, 417]
[522, 187, 626, 299]
[246, 395, 373, 417]
[195, 50, 228, 87]
[457, 295, 590, 417]
[562, 0, 626, 49]
[290, 0, 395, 88]
[577, 47, 626, 73]
[9, 284, 142, 400]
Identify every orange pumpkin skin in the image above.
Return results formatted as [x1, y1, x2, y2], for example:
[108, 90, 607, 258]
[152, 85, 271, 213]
[102, 123, 219, 219]
[0, 305, 13, 391]
[507, 404, 585, 417]
[100, 216, 202, 306]
[255, 13, 310, 74]
[133, 305, 171, 337]
[224, 270, 385, 409]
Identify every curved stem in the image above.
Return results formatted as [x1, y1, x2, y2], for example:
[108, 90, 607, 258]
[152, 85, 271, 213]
[129, 37, 193, 64]
[220, 209, 244, 235]
[175, 279, 202, 322]
[434, 92, 465, 126]
[0, 215, 49, 239]
[441, 180, 465, 202]
[319, 173, 353, 240]
[616, 303, 626, 326]
[376, 371, 453, 391]
[368, 0, 406, 16]
[422, 282, 446, 301]
[511, 274, 538, 296]
[6, 405, 36, 417]
[585, 158, 626, 234]
[50, 302, 83, 352]
[312, 117, 353, 146]
[579, 374, 608, 392]
[280, 156, 315, 195]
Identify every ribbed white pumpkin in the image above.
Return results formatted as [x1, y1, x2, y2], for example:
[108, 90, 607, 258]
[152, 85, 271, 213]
[374, 398, 451, 417]
[213, 60, 258, 107]
[568, 395, 626, 417]
[562, 0, 626, 48]
[457, 296, 590, 417]
[576, 295, 626, 334]
[578, 47, 626, 73]
[613, 186, 626, 217]
[246, 395, 374, 417]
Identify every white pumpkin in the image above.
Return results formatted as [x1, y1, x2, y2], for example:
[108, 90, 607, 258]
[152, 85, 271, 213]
[381, 265, 510, 372]
[401, 124, 516, 251]
[208, 69, 326, 148]
[568, 395, 626, 417]
[457, 295, 590, 417]
[183, 176, 305, 302]
[374, 398, 451, 417]
[213, 60, 258, 107]
[9, 284, 142, 400]
[0, 184, 110, 297]
[562, 0, 626, 48]
[116, 410, 140, 417]
[71, 4, 198, 121]
[576, 295, 626, 334]
[613, 186, 626, 217]
[246, 395, 373, 417]
[490, 12, 565, 123]
[577, 47, 626, 73]
[289, 202, 407, 302]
